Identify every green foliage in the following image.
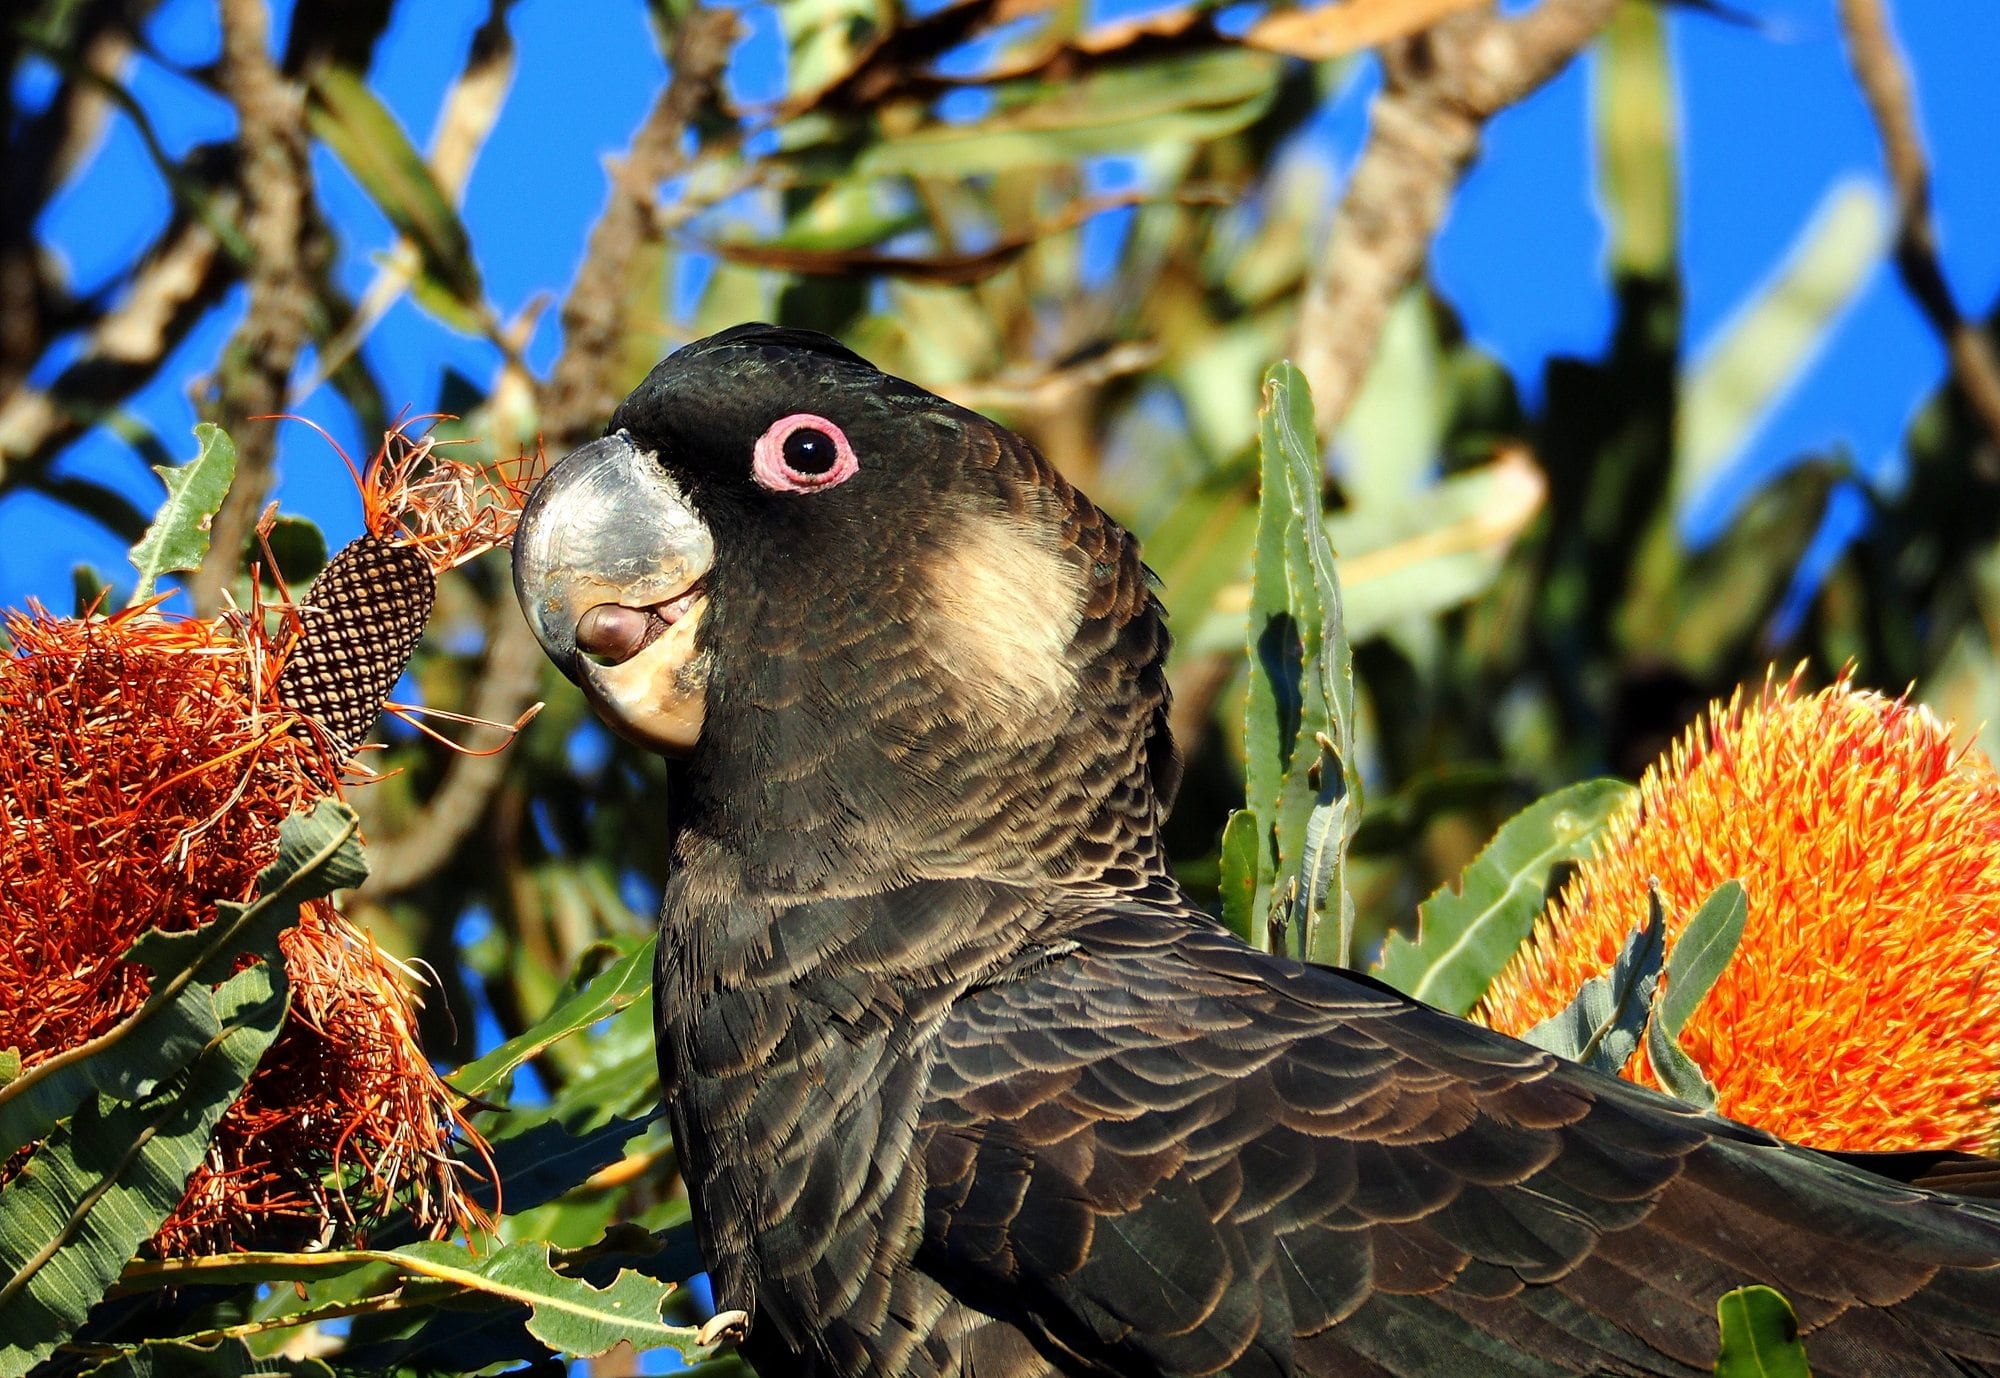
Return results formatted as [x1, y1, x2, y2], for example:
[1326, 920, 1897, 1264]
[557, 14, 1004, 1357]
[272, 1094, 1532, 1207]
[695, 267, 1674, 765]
[0, 964, 287, 1378]
[852, 50, 1281, 177]
[1521, 888, 1666, 1074]
[305, 67, 486, 333]
[8, 0, 1997, 1370]
[127, 424, 237, 604]
[453, 934, 657, 1100]
[1647, 881, 1747, 1109]
[1714, 1285, 1812, 1378]
[1372, 779, 1630, 1014]
[1224, 363, 1360, 964]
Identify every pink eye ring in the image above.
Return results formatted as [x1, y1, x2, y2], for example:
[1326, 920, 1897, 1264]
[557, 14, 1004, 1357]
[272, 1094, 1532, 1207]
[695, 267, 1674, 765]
[753, 414, 859, 493]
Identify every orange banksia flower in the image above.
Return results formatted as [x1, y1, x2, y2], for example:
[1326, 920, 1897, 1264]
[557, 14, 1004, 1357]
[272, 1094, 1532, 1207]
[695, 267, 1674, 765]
[0, 422, 532, 1253]
[1479, 669, 2000, 1153]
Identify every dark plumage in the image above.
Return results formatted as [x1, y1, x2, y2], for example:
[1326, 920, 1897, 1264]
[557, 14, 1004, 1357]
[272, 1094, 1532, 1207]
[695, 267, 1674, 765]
[512, 323, 2000, 1377]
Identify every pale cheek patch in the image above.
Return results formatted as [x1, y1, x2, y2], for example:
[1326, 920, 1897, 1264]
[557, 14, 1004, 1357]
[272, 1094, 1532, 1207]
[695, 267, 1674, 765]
[925, 519, 1085, 714]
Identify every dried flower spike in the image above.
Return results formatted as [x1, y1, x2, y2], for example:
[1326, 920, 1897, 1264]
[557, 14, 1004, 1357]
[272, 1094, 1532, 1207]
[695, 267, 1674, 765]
[1479, 669, 2000, 1153]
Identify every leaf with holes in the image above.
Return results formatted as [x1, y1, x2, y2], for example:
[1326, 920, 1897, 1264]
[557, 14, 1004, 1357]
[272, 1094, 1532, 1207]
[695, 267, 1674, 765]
[128, 424, 237, 604]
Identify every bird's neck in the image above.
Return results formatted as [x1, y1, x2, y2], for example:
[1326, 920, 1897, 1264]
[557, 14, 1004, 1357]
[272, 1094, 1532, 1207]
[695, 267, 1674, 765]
[673, 579, 1178, 904]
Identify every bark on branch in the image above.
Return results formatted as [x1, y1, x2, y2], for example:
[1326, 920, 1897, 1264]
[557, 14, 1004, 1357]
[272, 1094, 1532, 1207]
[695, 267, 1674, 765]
[1292, 0, 1620, 433]
[1837, 0, 2000, 476]
[191, 0, 318, 616]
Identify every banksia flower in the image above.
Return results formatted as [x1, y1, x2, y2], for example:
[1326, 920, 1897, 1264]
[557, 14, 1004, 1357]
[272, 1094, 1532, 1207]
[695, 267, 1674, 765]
[0, 421, 532, 1253]
[1478, 669, 2000, 1153]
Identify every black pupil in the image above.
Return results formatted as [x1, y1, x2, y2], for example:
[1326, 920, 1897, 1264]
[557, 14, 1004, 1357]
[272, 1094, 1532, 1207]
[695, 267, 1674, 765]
[783, 426, 838, 475]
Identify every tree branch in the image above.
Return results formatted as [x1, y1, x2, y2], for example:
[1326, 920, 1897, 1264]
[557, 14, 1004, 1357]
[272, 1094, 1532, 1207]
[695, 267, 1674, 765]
[0, 190, 239, 490]
[539, 9, 740, 449]
[1837, 0, 2000, 476]
[1291, 0, 1619, 433]
[189, 0, 318, 616]
[357, 9, 739, 900]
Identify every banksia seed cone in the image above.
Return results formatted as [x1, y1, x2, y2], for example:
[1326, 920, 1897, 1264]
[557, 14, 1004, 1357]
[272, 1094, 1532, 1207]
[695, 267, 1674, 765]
[1478, 670, 2000, 1153]
[278, 537, 438, 756]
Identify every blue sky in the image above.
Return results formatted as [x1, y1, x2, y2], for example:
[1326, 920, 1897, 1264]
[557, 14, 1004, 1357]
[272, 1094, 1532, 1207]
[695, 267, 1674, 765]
[6, 0, 1996, 613]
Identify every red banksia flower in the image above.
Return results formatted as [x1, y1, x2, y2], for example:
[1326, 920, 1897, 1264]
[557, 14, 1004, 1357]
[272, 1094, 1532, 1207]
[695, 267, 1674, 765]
[1478, 669, 2000, 1153]
[0, 605, 488, 1252]
[0, 422, 531, 1254]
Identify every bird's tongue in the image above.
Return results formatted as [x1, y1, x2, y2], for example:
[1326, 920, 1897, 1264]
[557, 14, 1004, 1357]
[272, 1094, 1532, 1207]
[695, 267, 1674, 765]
[577, 604, 661, 665]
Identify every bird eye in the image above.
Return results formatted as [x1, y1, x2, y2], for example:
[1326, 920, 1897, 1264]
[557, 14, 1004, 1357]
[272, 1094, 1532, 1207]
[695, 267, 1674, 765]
[753, 414, 858, 493]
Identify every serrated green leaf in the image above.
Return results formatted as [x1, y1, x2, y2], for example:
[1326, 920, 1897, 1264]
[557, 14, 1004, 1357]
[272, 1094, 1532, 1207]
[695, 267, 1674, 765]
[453, 936, 656, 1100]
[128, 423, 236, 603]
[855, 51, 1279, 177]
[1646, 880, 1747, 1109]
[1522, 890, 1666, 1074]
[1375, 779, 1633, 1015]
[1242, 362, 1359, 964]
[0, 799, 363, 1162]
[117, 1229, 711, 1368]
[380, 1240, 705, 1361]
[0, 963, 288, 1378]
[1714, 1285, 1811, 1378]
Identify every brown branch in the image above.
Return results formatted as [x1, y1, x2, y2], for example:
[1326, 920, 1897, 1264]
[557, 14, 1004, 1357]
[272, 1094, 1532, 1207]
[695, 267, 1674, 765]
[1837, 0, 2000, 475]
[189, 0, 318, 616]
[0, 194, 239, 489]
[357, 9, 739, 900]
[1291, 0, 1619, 433]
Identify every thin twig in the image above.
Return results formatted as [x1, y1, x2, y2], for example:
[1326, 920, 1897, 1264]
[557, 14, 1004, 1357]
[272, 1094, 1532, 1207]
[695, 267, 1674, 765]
[1291, 0, 1620, 434]
[1837, 0, 2000, 476]
[358, 9, 739, 899]
[190, 0, 318, 616]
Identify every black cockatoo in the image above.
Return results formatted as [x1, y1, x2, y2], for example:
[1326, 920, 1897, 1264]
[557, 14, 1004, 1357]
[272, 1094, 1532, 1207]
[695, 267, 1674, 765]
[512, 323, 2000, 1377]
